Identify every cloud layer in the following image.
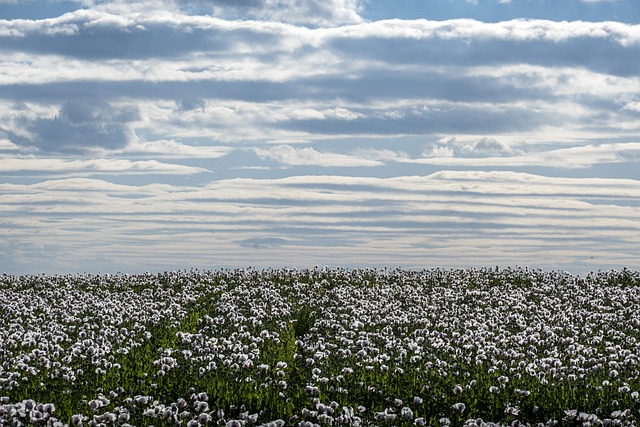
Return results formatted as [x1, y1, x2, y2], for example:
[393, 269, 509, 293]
[2, 10, 639, 150]
[2, 171, 639, 273]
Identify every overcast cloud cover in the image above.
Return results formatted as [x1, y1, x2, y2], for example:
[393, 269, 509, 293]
[1, 0, 639, 274]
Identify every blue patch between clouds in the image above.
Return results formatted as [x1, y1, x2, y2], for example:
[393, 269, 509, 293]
[360, 0, 638, 24]
[0, 1, 80, 20]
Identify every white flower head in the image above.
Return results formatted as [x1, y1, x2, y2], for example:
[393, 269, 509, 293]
[401, 407, 414, 420]
[452, 403, 466, 413]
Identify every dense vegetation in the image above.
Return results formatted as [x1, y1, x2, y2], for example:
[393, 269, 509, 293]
[1, 267, 639, 426]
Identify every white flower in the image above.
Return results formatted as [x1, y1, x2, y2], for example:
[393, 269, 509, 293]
[305, 385, 319, 396]
[401, 407, 414, 420]
[194, 401, 209, 413]
[505, 406, 519, 416]
[135, 395, 149, 405]
[88, 400, 102, 411]
[452, 403, 465, 413]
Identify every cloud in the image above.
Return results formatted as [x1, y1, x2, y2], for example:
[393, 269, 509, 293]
[0, 13, 637, 157]
[280, 101, 557, 136]
[3, 171, 640, 274]
[460, 137, 515, 157]
[254, 144, 383, 167]
[393, 141, 640, 169]
[2, 101, 139, 154]
[176, 97, 207, 112]
[421, 143, 456, 158]
[237, 237, 289, 248]
[0, 138, 19, 152]
[2, 12, 639, 69]
[178, 0, 364, 26]
[0, 157, 207, 176]
[122, 139, 233, 158]
[325, 19, 640, 76]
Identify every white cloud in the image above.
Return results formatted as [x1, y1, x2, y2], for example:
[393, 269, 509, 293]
[2, 171, 639, 273]
[0, 138, 19, 152]
[460, 137, 514, 156]
[394, 142, 640, 168]
[180, 0, 364, 26]
[1, 11, 638, 151]
[421, 144, 456, 158]
[351, 147, 408, 162]
[0, 157, 207, 175]
[1, 101, 140, 154]
[122, 139, 233, 158]
[254, 144, 383, 167]
[80, 0, 364, 26]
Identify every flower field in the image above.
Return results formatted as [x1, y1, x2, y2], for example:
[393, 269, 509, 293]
[1, 267, 639, 427]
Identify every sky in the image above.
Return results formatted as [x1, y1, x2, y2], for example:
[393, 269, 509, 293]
[1, 0, 639, 275]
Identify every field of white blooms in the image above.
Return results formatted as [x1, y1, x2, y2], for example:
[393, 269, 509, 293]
[1, 267, 640, 427]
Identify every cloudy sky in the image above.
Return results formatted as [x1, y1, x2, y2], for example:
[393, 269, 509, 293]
[1, 0, 639, 275]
